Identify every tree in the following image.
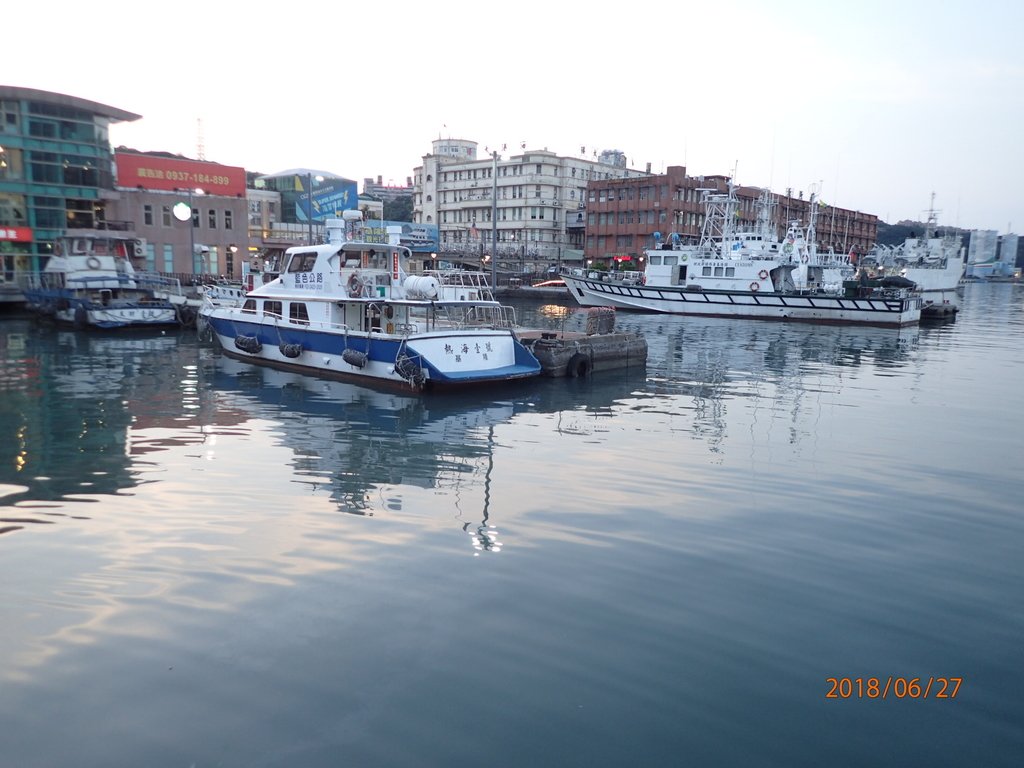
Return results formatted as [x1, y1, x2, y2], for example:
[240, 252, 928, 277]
[384, 195, 413, 222]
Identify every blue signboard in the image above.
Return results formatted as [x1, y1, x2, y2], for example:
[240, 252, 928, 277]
[297, 179, 358, 222]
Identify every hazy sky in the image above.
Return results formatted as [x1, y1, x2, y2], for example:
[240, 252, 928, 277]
[8, 0, 1022, 231]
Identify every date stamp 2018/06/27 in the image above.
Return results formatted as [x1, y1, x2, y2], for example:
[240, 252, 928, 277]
[825, 677, 962, 700]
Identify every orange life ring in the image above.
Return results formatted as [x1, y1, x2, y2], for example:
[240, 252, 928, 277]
[749, 281, 760, 292]
[758, 269, 769, 280]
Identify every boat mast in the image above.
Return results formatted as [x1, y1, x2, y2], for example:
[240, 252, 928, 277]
[698, 183, 739, 251]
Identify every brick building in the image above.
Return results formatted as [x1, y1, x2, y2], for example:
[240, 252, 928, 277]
[584, 166, 878, 266]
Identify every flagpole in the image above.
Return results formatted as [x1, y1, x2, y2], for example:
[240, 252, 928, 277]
[491, 150, 498, 288]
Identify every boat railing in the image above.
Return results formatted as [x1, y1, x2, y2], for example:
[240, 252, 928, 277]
[433, 302, 518, 330]
[423, 269, 497, 301]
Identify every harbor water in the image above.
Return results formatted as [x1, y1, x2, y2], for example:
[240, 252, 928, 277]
[2, 282, 1023, 767]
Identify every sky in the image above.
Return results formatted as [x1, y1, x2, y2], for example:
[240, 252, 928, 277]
[7, 0, 1023, 231]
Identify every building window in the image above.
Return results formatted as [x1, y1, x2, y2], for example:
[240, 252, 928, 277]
[225, 210, 233, 230]
[192, 207, 200, 228]
[143, 205, 154, 226]
[162, 205, 171, 226]
[208, 209, 217, 228]
[162, 244, 173, 272]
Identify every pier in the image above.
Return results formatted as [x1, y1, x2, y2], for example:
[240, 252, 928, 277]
[519, 308, 648, 377]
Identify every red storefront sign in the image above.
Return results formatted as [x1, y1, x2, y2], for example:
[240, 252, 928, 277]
[115, 152, 246, 197]
[0, 226, 33, 242]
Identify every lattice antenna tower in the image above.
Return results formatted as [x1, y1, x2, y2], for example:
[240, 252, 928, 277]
[196, 118, 206, 161]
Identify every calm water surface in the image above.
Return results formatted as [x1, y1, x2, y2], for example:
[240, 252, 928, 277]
[2, 283, 1023, 767]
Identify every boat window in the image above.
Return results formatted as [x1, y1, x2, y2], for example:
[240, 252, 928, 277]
[289, 303, 310, 325]
[263, 300, 282, 318]
[241, 299, 257, 314]
[714, 267, 724, 276]
[726, 267, 735, 277]
[286, 252, 317, 273]
[703, 266, 712, 276]
[663, 255, 677, 266]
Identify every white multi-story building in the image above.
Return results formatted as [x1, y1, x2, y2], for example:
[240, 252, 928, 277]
[413, 139, 647, 271]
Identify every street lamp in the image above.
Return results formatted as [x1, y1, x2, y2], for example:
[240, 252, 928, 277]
[173, 187, 204, 275]
[306, 172, 324, 245]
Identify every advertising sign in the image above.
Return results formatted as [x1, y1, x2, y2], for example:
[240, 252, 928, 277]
[115, 152, 246, 197]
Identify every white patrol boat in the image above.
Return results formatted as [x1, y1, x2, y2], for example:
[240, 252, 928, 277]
[22, 229, 192, 329]
[199, 212, 541, 390]
[858, 194, 965, 318]
[562, 187, 922, 328]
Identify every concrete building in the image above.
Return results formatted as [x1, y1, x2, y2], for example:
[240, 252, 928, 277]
[363, 176, 413, 201]
[108, 150, 249, 280]
[413, 139, 647, 273]
[0, 85, 140, 301]
[584, 166, 878, 267]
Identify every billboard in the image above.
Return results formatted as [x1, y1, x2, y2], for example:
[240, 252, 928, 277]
[115, 152, 246, 197]
[297, 179, 358, 223]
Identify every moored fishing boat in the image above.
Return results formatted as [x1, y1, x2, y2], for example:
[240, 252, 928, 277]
[22, 229, 193, 329]
[199, 212, 542, 390]
[860, 195, 964, 318]
[562, 186, 921, 327]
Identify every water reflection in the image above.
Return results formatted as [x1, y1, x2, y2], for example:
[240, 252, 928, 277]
[206, 356, 644, 553]
[0, 313, 926, 535]
[600, 315, 920, 456]
[0, 325, 205, 529]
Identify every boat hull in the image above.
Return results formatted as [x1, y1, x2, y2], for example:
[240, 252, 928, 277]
[562, 275, 921, 327]
[22, 289, 180, 329]
[203, 312, 541, 390]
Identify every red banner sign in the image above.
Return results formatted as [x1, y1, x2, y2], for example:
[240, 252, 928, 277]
[0, 226, 33, 242]
[115, 152, 246, 196]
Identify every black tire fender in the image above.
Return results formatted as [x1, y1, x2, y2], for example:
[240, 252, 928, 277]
[567, 352, 591, 378]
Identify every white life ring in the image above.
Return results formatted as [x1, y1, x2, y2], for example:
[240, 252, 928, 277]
[749, 281, 760, 292]
[347, 272, 362, 296]
[86, 256, 102, 270]
[758, 269, 769, 280]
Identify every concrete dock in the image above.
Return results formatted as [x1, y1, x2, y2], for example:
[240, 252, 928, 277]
[518, 308, 648, 377]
